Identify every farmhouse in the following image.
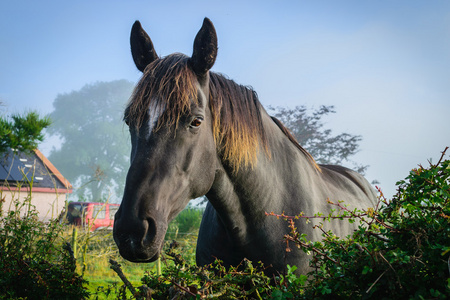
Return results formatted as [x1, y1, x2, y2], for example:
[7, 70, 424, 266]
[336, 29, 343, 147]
[0, 148, 72, 222]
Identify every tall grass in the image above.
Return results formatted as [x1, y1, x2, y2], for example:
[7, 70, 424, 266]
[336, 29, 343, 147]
[65, 206, 203, 298]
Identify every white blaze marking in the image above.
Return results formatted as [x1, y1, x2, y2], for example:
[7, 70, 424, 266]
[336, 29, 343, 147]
[147, 101, 165, 137]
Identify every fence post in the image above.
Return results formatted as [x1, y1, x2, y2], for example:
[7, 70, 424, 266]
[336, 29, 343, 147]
[156, 257, 161, 276]
[72, 227, 78, 259]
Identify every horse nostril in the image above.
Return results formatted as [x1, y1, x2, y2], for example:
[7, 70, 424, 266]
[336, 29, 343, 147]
[143, 217, 157, 246]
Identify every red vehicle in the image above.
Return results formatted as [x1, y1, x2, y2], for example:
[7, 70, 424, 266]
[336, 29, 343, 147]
[65, 202, 119, 231]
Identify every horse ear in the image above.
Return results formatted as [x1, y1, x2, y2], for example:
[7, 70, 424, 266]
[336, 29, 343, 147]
[189, 18, 218, 77]
[130, 21, 158, 72]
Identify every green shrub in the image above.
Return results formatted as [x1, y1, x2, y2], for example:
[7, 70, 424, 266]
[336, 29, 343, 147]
[174, 207, 203, 234]
[0, 192, 89, 299]
[141, 242, 274, 299]
[277, 148, 450, 299]
[166, 206, 204, 240]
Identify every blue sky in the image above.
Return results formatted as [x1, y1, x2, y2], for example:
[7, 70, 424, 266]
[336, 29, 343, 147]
[1, 0, 449, 198]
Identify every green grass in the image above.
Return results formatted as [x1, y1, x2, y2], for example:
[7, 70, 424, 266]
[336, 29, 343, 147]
[30, 206, 204, 299]
[62, 208, 201, 299]
[80, 237, 198, 299]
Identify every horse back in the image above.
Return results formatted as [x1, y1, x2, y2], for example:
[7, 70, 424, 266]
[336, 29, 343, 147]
[319, 164, 377, 205]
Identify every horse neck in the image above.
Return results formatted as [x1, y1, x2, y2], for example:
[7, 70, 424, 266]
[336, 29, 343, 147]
[206, 110, 319, 243]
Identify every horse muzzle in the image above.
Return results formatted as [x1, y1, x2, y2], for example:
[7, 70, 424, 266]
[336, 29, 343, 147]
[113, 213, 168, 263]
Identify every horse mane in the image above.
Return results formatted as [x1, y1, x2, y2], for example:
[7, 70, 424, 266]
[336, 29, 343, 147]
[208, 73, 268, 170]
[271, 116, 321, 172]
[125, 53, 318, 171]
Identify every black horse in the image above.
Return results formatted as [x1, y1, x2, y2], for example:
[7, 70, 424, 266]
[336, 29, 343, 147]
[113, 18, 377, 275]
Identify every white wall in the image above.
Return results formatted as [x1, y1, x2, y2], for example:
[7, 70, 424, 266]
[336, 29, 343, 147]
[1, 189, 68, 222]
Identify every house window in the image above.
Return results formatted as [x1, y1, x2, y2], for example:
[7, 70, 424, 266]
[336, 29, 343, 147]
[93, 205, 106, 219]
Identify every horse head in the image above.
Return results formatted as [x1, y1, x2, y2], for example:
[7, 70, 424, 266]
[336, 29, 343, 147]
[113, 18, 219, 262]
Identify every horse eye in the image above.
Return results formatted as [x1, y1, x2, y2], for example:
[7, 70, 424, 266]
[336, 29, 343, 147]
[190, 117, 203, 128]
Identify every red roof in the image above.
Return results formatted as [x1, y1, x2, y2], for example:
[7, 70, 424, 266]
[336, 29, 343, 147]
[34, 149, 72, 190]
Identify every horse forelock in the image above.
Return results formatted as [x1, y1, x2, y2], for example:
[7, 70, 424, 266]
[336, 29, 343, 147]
[125, 53, 270, 171]
[125, 54, 198, 132]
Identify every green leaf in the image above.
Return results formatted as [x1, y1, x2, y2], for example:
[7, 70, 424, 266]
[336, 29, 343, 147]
[362, 265, 372, 275]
